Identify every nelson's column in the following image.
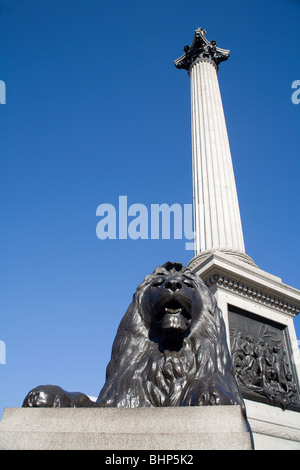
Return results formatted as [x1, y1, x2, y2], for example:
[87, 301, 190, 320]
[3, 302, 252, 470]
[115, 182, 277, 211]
[175, 27, 300, 450]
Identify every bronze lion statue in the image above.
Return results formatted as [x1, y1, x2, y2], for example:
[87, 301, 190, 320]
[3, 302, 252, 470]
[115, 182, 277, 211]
[23, 262, 249, 422]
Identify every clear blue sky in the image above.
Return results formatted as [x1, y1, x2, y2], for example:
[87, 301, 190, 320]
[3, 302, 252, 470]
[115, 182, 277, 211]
[1, 0, 299, 413]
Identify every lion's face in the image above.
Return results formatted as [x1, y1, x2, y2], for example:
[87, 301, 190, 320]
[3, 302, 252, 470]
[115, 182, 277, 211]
[142, 264, 203, 344]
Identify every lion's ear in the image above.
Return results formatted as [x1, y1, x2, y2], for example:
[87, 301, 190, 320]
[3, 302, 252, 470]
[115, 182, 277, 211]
[161, 261, 183, 272]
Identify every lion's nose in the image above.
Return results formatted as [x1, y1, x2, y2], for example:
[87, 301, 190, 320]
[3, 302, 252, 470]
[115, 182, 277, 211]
[164, 279, 182, 292]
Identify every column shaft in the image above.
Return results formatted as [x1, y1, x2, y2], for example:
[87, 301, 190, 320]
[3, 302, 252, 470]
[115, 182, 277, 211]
[190, 59, 245, 255]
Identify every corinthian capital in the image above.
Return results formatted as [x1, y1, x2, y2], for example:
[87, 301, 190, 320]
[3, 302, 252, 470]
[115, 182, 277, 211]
[174, 27, 230, 71]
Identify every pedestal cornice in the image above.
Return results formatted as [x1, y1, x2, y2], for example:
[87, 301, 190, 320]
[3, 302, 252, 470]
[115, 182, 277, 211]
[188, 251, 300, 317]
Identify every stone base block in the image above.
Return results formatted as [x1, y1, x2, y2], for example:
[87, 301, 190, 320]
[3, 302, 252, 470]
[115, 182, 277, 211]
[245, 400, 300, 450]
[0, 405, 253, 450]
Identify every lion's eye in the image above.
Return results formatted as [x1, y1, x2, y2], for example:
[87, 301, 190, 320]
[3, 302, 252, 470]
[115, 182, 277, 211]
[152, 278, 164, 288]
[183, 280, 194, 289]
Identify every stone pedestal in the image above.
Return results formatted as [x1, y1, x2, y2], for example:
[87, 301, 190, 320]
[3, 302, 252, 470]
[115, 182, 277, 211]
[189, 250, 300, 450]
[0, 405, 253, 450]
[245, 399, 300, 450]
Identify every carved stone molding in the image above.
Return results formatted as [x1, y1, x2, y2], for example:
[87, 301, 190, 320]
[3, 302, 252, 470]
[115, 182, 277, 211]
[188, 249, 258, 270]
[206, 274, 300, 316]
[250, 419, 300, 443]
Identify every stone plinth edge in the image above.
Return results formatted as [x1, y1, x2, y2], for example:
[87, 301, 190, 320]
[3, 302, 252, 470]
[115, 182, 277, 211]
[0, 405, 253, 450]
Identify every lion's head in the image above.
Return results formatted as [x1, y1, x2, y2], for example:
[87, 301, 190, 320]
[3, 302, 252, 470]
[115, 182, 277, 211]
[144, 262, 202, 348]
[97, 262, 246, 411]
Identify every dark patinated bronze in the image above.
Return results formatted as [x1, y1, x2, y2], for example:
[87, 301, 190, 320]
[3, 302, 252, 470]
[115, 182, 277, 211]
[229, 306, 300, 411]
[174, 27, 230, 72]
[23, 262, 252, 436]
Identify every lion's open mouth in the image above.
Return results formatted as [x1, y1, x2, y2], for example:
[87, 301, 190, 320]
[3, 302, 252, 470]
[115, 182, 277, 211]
[164, 307, 183, 314]
[154, 299, 192, 332]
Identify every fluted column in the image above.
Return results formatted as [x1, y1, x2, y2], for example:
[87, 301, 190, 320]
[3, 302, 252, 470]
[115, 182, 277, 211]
[175, 28, 245, 256]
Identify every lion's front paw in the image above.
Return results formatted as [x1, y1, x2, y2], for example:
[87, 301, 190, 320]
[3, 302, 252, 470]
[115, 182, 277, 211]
[22, 385, 72, 408]
[183, 381, 236, 406]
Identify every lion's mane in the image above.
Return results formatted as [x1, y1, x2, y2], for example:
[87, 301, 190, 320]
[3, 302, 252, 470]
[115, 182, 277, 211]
[97, 262, 244, 409]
